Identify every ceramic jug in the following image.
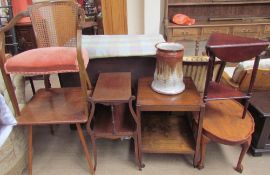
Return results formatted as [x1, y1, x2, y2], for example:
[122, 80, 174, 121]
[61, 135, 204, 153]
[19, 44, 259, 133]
[151, 42, 185, 95]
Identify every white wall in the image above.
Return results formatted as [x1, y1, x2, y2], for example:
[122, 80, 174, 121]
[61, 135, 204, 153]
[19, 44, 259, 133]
[127, 0, 164, 35]
[144, 0, 161, 34]
[32, 0, 164, 35]
[127, 0, 144, 34]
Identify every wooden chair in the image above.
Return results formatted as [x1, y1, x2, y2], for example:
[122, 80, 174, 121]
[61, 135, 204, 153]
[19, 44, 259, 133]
[183, 56, 224, 93]
[0, 1, 94, 175]
[196, 33, 269, 172]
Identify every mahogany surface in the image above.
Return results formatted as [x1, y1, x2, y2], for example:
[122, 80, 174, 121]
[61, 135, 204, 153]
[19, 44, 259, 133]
[202, 100, 254, 144]
[206, 81, 246, 100]
[93, 72, 131, 102]
[137, 77, 202, 111]
[136, 77, 204, 168]
[206, 33, 269, 62]
[87, 72, 140, 170]
[17, 87, 87, 125]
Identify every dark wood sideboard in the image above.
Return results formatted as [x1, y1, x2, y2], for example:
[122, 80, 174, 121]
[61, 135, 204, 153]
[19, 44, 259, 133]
[164, 0, 270, 54]
[249, 91, 270, 156]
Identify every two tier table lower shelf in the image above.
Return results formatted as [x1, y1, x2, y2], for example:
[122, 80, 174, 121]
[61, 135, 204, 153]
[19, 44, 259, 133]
[136, 77, 205, 168]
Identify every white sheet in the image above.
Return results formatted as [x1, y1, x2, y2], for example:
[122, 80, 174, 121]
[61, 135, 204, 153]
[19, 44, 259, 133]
[82, 34, 165, 59]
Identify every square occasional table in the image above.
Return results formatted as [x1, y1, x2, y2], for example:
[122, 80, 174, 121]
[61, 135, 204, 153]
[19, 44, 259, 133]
[136, 77, 204, 168]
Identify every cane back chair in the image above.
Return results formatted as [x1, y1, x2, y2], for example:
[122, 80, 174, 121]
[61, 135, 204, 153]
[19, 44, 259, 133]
[0, 1, 94, 175]
[196, 33, 269, 172]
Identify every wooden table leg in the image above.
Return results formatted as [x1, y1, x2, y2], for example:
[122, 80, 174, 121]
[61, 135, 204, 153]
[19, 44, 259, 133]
[136, 106, 144, 170]
[129, 96, 141, 170]
[235, 137, 252, 173]
[194, 106, 205, 168]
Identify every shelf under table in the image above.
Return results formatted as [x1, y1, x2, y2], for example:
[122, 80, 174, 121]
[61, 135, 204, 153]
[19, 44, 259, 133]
[142, 113, 195, 154]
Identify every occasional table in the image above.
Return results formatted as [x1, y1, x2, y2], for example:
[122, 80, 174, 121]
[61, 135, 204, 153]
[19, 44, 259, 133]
[87, 72, 140, 170]
[136, 77, 204, 168]
[249, 91, 270, 156]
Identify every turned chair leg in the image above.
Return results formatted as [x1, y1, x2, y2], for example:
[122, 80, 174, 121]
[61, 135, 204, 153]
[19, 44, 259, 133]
[28, 125, 33, 175]
[198, 135, 208, 170]
[76, 123, 95, 175]
[235, 137, 252, 173]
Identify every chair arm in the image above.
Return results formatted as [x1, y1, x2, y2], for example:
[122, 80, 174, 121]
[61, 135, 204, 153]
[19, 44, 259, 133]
[0, 11, 29, 33]
[0, 11, 29, 65]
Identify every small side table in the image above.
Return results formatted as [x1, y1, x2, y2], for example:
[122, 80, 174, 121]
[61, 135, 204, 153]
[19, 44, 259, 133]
[87, 72, 140, 170]
[136, 77, 204, 168]
[249, 91, 270, 156]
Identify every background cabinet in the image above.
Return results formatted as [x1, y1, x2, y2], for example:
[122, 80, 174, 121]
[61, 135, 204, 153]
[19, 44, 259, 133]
[164, 0, 270, 55]
[15, 23, 37, 52]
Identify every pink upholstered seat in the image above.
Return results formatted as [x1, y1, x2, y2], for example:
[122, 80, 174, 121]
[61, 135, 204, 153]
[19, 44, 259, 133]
[5, 47, 89, 75]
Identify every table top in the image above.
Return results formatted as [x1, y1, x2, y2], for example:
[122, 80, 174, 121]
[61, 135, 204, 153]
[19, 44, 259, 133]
[137, 77, 202, 111]
[250, 91, 270, 117]
[206, 33, 269, 62]
[92, 72, 131, 103]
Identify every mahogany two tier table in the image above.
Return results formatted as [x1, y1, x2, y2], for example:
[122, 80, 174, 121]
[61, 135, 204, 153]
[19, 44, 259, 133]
[136, 77, 205, 168]
[87, 72, 140, 170]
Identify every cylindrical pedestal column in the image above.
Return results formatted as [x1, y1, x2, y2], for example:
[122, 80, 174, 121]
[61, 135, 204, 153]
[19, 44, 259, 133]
[151, 42, 185, 95]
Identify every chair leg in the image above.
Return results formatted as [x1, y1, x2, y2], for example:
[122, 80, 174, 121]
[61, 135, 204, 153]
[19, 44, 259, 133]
[29, 77, 36, 95]
[76, 123, 95, 175]
[198, 135, 208, 170]
[235, 137, 252, 173]
[28, 125, 33, 175]
[90, 134, 97, 171]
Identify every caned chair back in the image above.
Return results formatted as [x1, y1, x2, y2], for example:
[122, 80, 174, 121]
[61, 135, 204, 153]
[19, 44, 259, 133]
[29, 1, 81, 48]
